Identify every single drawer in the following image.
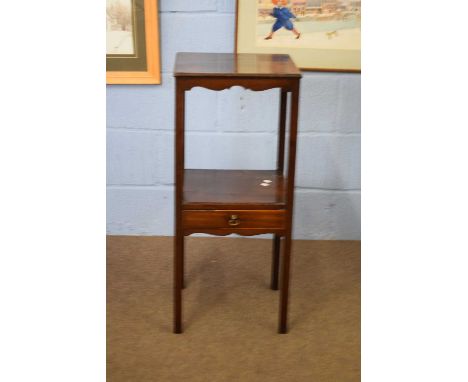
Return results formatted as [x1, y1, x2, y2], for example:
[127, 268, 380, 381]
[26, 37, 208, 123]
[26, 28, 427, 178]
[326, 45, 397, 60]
[183, 210, 286, 231]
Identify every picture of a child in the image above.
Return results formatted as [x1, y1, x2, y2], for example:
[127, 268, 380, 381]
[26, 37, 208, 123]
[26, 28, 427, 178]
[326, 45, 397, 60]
[264, 0, 301, 40]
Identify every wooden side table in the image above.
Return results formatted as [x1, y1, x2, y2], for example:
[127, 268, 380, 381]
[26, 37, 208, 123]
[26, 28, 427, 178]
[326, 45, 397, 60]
[173, 52, 301, 334]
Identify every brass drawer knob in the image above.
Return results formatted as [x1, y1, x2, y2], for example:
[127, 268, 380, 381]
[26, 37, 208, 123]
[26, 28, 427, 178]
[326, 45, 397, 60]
[228, 214, 240, 226]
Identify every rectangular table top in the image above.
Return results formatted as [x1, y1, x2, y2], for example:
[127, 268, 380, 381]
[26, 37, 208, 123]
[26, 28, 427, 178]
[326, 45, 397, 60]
[174, 52, 301, 78]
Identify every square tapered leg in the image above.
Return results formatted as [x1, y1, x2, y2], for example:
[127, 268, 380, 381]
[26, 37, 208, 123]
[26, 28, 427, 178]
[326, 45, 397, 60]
[174, 233, 183, 333]
[278, 232, 292, 334]
[271, 235, 281, 290]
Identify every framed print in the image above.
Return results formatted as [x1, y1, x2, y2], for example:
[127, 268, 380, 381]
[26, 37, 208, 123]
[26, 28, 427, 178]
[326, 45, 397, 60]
[106, 0, 161, 84]
[236, 0, 360, 72]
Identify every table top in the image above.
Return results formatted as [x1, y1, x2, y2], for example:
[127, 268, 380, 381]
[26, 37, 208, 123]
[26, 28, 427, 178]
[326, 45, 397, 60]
[174, 52, 301, 78]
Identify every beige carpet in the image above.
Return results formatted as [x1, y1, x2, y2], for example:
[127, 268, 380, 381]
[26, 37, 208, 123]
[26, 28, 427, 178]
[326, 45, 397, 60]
[107, 236, 360, 381]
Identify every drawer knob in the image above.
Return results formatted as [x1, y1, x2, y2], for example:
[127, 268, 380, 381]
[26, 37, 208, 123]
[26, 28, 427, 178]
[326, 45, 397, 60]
[228, 214, 240, 226]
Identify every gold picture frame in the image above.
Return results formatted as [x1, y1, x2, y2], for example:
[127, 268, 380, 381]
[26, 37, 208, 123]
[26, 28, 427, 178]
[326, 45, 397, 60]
[236, 0, 360, 73]
[106, 0, 161, 84]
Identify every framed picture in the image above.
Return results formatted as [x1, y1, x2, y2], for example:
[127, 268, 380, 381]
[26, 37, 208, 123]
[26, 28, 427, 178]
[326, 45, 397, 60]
[236, 0, 360, 72]
[106, 0, 161, 84]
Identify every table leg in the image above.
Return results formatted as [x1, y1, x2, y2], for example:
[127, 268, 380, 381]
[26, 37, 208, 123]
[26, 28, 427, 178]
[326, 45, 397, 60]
[181, 241, 185, 289]
[279, 81, 299, 334]
[174, 233, 183, 333]
[174, 79, 185, 334]
[279, 232, 292, 333]
[271, 235, 281, 290]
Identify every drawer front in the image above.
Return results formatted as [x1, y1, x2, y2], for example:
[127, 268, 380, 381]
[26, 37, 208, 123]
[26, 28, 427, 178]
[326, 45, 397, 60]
[183, 210, 286, 230]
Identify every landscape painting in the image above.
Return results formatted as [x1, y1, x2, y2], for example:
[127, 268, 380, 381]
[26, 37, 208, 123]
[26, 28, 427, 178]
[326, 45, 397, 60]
[106, 0, 161, 84]
[237, 0, 361, 72]
[257, 0, 360, 51]
[106, 0, 135, 56]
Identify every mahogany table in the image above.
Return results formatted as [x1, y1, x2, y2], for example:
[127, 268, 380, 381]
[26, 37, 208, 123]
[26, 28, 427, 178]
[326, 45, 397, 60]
[173, 52, 301, 333]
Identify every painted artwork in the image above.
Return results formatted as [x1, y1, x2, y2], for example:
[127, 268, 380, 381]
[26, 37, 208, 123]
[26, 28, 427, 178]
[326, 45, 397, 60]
[237, 0, 361, 71]
[106, 0, 161, 84]
[106, 0, 135, 55]
[257, 0, 360, 50]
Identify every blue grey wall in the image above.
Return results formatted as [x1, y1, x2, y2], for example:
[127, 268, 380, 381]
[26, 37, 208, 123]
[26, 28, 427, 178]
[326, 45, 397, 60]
[106, 0, 361, 239]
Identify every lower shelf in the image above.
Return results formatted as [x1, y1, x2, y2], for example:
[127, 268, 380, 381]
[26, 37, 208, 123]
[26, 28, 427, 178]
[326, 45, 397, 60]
[183, 169, 286, 210]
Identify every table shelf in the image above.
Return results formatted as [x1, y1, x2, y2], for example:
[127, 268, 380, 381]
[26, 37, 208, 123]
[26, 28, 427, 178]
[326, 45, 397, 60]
[183, 169, 286, 210]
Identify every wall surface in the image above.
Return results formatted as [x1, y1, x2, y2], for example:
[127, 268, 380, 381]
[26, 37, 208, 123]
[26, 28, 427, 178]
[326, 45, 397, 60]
[106, 0, 361, 239]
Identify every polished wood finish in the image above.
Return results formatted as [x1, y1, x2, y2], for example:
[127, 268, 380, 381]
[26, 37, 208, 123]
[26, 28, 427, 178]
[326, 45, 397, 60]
[178, 76, 297, 92]
[277, 90, 288, 174]
[183, 170, 286, 210]
[174, 52, 301, 334]
[279, 80, 300, 334]
[174, 52, 301, 78]
[174, 77, 185, 333]
[271, 235, 281, 290]
[183, 210, 285, 231]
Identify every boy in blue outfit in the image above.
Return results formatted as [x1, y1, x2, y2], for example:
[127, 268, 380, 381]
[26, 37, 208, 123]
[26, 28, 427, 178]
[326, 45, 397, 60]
[265, 0, 301, 40]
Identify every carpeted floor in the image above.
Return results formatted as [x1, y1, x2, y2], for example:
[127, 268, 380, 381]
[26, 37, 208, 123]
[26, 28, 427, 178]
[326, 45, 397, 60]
[107, 236, 360, 382]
